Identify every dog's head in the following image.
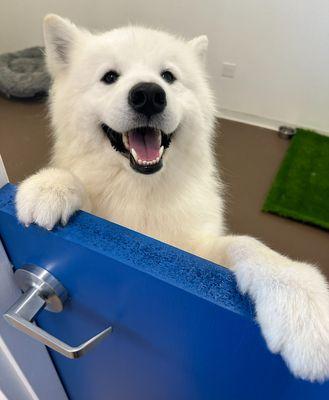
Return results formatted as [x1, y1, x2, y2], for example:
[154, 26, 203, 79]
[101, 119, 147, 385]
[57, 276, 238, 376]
[44, 15, 215, 175]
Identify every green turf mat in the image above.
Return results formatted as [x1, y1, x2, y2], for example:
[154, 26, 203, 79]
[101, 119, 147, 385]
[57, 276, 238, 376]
[263, 128, 329, 230]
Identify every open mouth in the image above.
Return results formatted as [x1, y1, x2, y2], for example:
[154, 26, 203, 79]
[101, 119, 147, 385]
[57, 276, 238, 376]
[101, 123, 172, 174]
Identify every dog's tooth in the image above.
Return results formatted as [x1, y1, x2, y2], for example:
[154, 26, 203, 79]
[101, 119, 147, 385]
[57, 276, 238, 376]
[131, 148, 138, 161]
[156, 157, 160, 163]
[138, 159, 143, 165]
[143, 161, 147, 165]
[159, 146, 164, 157]
[123, 133, 129, 149]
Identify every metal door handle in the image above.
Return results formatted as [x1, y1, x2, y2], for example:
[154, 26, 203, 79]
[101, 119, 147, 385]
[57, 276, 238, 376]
[3, 265, 112, 359]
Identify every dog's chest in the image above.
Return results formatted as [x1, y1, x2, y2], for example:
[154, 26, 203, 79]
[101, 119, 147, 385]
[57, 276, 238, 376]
[93, 194, 185, 243]
[86, 182, 198, 248]
[73, 164, 222, 249]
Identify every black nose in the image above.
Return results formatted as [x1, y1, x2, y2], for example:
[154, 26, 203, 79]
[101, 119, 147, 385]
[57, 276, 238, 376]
[128, 82, 166, 117]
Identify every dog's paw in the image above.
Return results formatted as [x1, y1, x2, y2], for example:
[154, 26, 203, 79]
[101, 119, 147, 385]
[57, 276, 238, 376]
[256, 264, 329, 382]
[16, 168, 86, 230]
[228, 236, 329, 382]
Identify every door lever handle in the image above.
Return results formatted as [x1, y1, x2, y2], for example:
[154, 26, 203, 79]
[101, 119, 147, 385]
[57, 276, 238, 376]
[3, 265, 112, 359]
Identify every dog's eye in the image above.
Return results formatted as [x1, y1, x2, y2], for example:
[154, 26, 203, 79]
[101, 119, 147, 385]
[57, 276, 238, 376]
[101, 70, 120, 85]
[161, 70, 176, 84]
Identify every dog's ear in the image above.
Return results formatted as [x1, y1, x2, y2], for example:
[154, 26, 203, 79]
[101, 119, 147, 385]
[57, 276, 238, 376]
[43, 14, 80, 76]
[188, 35, 208, 62]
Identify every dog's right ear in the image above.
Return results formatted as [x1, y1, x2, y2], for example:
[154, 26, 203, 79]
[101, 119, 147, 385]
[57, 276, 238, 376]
[43, 14, 80, 77]
[188, 35, 208, 63]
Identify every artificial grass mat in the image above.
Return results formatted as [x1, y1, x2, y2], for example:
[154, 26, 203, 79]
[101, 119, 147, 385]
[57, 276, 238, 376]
[263, 128, 329, 230]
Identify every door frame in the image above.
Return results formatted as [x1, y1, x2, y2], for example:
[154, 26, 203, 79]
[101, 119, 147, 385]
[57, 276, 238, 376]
[0, 156, 67, 400]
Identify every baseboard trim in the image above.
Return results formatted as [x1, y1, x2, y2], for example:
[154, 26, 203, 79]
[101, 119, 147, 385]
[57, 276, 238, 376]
[218, 108, 329, 137]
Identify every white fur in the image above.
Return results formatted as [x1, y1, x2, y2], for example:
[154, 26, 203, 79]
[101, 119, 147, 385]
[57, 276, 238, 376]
[16, 15, 329, 382]
[16, 168, 89, 229]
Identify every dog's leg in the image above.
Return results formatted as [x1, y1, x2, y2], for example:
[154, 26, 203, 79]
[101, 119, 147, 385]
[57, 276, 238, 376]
[16, 167, 90, 230]
[193, 233, 329, 382]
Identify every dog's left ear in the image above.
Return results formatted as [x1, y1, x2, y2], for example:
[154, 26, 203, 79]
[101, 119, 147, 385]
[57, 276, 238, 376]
[43, 14, 81, 77]
[188, 35, 208, 62]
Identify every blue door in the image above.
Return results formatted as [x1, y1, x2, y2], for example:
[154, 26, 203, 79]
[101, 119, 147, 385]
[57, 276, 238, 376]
[1, 183, 329, 400]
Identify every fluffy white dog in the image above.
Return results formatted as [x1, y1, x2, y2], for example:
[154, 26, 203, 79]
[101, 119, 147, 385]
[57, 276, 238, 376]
[16, 15, 329, 382]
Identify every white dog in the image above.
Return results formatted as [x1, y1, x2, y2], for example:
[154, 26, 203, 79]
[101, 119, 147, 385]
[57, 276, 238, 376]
[16, 15, 329, 382]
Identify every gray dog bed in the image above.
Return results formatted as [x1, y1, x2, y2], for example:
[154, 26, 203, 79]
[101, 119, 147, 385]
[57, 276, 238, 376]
[0, 47, 50, 99]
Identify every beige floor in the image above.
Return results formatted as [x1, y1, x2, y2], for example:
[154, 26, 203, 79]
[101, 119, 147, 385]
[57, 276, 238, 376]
[0, 96, 328, 278]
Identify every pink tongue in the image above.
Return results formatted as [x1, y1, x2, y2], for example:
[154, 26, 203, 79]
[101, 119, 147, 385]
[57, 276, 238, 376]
[128, 129, 160, 161]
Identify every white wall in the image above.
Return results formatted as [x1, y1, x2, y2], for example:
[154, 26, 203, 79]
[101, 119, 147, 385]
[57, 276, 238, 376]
[1, 0, 329, 133]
